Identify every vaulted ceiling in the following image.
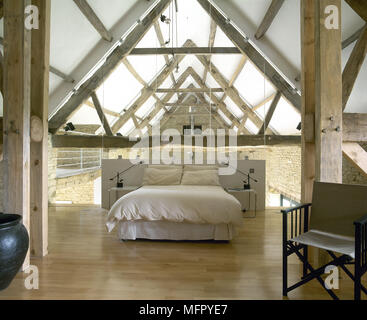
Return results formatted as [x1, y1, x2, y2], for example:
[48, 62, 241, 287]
[0, 0, 365, 138]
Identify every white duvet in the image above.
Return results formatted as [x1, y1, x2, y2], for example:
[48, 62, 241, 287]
[106, 185, 243, 232]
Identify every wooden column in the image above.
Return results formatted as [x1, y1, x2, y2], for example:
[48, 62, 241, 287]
[314, 0, 342, 183]
[3, 0, 32, 269]
[301, 0, 316, 203]
[30, 0, 50, 257]
[301, 0, 342, 266]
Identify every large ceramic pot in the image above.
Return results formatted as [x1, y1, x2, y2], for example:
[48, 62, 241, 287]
[0, 214, 29, 291]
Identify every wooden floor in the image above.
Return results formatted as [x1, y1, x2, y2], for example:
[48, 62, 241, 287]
[0, 206, 363, 300]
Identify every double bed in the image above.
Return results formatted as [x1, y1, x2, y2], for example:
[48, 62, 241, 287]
[106, 166, 243, 241]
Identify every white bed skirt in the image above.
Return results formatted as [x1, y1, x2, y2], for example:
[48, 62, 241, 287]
[117, 220, 237, 241]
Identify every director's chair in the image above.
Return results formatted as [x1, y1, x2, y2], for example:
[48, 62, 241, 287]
[282, 182, 367, 300]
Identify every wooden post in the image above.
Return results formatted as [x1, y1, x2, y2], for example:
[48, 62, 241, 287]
[314, 0, 342, 183]
[30, 0, 50, 257]
[301, 0, 316, 204]
[301, 0, 342, 266]
[3, 0, 32, 269]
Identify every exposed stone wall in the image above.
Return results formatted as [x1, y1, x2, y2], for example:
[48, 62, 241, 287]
[55, 170, 101, 204]
[48, 134, 57, 204]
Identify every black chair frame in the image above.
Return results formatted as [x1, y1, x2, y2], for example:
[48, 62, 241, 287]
[282, 203, 367, 300]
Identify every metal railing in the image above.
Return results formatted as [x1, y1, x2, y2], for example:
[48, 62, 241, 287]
[56, 149, 102, 171]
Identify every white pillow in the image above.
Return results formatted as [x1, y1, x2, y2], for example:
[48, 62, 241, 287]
[142, 167, 182, 186]
[184, 165, 219, 171]
[181, 169, 220, 186]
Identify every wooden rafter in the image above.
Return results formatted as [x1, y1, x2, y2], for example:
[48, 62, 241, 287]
[156, 87, 223, 93]
[255, 0, 285, 40]
[258, 91, 281, 134]
[122, 58, 147, 86]
[48, 0, 172, 134]
[49, 66, 75, 83]
[342, 24, 367, 110]
[343, 113, 367, 142]
[228, 55, 247, 87]
[130, 47, 240, 55]
[342, 25, 366, 49]
[252, 93, 276, 111]
[84, 100, 120, 118]
[73, 0, 113, 42]
[196, 0, 301, 111]
[164, 102, 217, 108]
[345, 0, 367, 22]
[90, 91, 113, 136]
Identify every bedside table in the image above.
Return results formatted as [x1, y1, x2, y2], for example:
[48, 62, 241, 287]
[225, 188, 257, 218]
[108, 186, 140, 209]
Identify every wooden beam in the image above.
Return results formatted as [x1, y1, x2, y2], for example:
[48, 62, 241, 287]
[156, 87, 223, 93]
[203, 19, 217, 83]
[49, 66, 75, 83]
[30, 0, 50, 258]
[258, 91, 281, 134]
[255, 0, 285, 40]
[130, 47, 241, 55]
[228, 55, 247, 87]
[342, 24, 367, 110]
[343, 113, 367, 142]
[164, 103, 217, 107]
[342, 142, 367, 178]
[252, 93, 276, 111]
[111, 41, 189, 134]
[197, 0, 301, 111]
[315, 0, 343, 183]
[73, 0, 112, 42]
[122, 58, 147, 86]
[345, 0, 367, 22]
[3, 0, 31, 269]
[85, 100, 120, 118]
[52, 134, 301, 148]
[301, 0, 316, 205]
[342, 25, 365, 49]
[48, 0, 172, 134]
[90, 92, 113, 136]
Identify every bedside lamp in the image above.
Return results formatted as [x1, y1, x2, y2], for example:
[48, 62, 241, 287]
[221, 162, 258, 190]
[109, 161, 144, 188]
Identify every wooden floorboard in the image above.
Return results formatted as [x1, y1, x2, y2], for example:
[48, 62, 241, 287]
[0, 207, 363, 300]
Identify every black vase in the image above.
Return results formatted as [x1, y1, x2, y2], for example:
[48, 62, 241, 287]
[0, 214, 29, 291]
